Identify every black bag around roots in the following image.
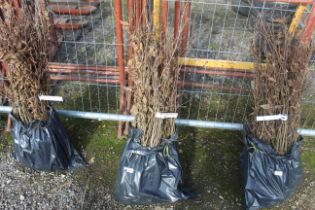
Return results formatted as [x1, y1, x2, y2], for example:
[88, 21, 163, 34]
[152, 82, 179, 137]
[241, 126, 303, 210]
[115, 129, 195, 204]
[11, 107, 85, 171]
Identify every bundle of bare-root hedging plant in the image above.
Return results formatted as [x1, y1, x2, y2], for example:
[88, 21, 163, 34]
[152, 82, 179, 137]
[241, 18, 313, 209]
[0, 0, 84, 171]
[252, 20, 312, 155]
[128, 27, 180, 148]
[0, 0, 49, 124]
[115, 20, 195, 204]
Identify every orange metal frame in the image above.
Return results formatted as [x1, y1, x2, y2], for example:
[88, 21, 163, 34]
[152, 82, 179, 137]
[50, 5, 97, 15]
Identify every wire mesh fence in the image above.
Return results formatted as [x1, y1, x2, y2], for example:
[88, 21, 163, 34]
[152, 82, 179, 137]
[1, 0, 315, 131]
[177, 0, 314, 127]
[49, 0, 119, 113]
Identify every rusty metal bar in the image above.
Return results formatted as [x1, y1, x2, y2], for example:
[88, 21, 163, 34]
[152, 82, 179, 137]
[128, 0, 135, 37]
[180, 1, 191, 56]
[48, 69, 119, 76]
[161, 0, 168, 39]
[126, 0, 140, 135]
[174, 0, 180, 40]
[135, 0, 141, 29]
[50, 68, 252, 79]
[48, 63, 118, 72]
[114, 0, 127, 138]
[302, 3, 315, 41]
[127, 0, 135, 75]
[50, 5, 97, 15]
[54, 19, 89, 30]
[49, 75, 119, 84]
[48, 1, 100, 6]
[47, 64, 255, 94]
[48, 63, 255, 77]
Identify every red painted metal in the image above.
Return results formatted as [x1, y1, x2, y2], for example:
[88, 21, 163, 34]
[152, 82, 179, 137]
[302, 4, 315, 41]
[49, 75, 119, 84]
[180, 1, 191, 56]
[128, 0, 135, 60]
[48, 69, 119, 76]
[126, 0, 139, 135]
[161, 0, 168, 39]
[114, 0, 127, 137]
[50, 5, 97, 15]
[48, 63, 255, 78]
[135, 0, 141, 29]
[174, 0, 180, 40]
[54, 18, 89, 30]
[114, 0, 126, 94]
[48, 1, 100, 6]
[48, 63, 118, 72]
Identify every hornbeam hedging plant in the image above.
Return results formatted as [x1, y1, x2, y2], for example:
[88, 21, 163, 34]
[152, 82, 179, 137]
[128, 25, 181, 148]
[0, 0, 51, 124]
[252, 20, 312, 155]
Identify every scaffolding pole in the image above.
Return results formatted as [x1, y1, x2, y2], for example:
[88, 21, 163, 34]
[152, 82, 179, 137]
[1, 106, 315, 137]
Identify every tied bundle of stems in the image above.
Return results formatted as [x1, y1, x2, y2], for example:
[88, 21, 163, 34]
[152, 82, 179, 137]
[129, 25, 180, 148]
[252, 19, 312, 155]
[0, 0, 51, 124]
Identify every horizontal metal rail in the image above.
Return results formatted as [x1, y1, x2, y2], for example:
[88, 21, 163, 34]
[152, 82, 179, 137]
[1, 106, 315, 137]
[178, 57, 257, 71]
[45, 62, 251, 94]
[48, 62, 254, 75]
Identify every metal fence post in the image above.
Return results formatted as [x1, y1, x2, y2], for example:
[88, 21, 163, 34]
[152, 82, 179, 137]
[114, 0, 127, 138]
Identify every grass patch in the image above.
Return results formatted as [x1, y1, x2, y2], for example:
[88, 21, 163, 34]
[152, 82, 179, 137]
[0, 117, 12, 155]
[301, 103, 315, 129]
[174, 127, 244, 208]
[62, 116, 125, 187]
[301, 137, 315, 174]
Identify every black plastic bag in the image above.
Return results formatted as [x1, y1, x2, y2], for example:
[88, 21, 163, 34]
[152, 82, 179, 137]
[241, 126, 303, 210]
[11, 107, 85, 171]
[115, 129, 195, 204]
